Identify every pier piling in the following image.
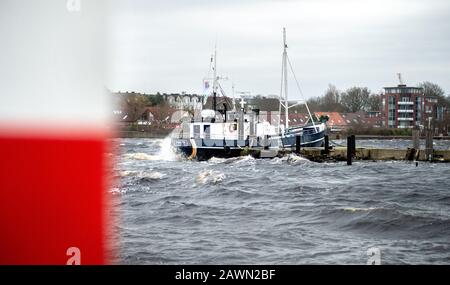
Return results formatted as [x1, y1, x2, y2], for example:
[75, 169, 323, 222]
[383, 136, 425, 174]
[351, 135, 356, 156]
[347, 135, 355, 165]
[295, 135, 301, 154]
[324, 135, 329, 155]
[425, 129, 434, 161]
[412, 129, 420, 150]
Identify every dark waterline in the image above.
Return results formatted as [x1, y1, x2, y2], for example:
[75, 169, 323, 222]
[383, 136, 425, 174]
[111, 138, 450, 264]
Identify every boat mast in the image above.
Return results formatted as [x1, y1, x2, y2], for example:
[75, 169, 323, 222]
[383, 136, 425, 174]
[283, 28, 289, 130]
[278, 28, 319, 133]
[212, 46, 218, 112]
[282, 28, 289, 130]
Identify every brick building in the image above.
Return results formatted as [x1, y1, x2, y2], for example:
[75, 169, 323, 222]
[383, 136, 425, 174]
[384, 84, 424, 129]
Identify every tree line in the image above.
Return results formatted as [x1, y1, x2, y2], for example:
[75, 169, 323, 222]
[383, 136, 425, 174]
[114, 81, 450, 116]
[306, 82, 450, 113]
[306, 85, 381, 113]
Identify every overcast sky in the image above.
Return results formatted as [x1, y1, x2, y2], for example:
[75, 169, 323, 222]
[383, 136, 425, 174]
[108, 0, 450, 100]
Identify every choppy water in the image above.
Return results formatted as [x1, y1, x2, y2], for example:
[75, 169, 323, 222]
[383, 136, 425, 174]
[111, 138, 450, 264]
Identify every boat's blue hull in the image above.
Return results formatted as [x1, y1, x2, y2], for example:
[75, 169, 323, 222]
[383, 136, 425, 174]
[176, 145, 243, 161]
[280, 127, 326, 148]
[172, 137, 273, 160]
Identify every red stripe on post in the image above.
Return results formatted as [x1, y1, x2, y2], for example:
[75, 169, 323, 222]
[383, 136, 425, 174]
[0, 135, 111, 265]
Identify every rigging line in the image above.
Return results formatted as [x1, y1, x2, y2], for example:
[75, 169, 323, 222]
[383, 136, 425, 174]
[278, 53, 285, 134]
[217, 82, 232, 108]
[286, 54, 318, 132]
[217, 81, 226, 97]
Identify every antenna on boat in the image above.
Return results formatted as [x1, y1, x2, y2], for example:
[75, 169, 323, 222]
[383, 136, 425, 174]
[203, 44, 231, 112]
[232, 81, 236, 112]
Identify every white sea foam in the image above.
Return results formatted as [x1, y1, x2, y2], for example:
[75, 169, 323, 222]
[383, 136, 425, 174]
[286, 154, 309, 165]
[139, 171, 164, 180]
[125, 153, 156, 161]
[234, 155, 255, 164]
[208, 157, 227, 164]
[110, 187, 127, 194]
[196, 170, 226, 185]
[123, 132, 178, 162]
[156, 135, 177, 161]
[342, 207, 377, 212]
[120, 170, 139, 177]
[209, 155, 256, 165]
[119, 170, 164, 180]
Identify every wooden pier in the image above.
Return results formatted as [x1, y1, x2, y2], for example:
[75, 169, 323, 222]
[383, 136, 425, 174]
[243, 134, 450, 162]
[246, 147, 450, 162]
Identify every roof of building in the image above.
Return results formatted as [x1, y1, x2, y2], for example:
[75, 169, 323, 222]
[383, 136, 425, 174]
[279, 113, 311, 125]
[342, 111, 367, 125]
[314, 112, 347, 127]
[383, 84, 423, 89]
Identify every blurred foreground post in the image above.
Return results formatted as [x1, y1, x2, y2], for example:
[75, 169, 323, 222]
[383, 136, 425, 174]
[0, 0, 112, 265]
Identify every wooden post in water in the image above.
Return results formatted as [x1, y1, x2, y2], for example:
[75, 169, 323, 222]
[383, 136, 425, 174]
[347, 135, 355, 165]
[425, 129, 433, 161]
[351, 135, 356, 156]
[295, 135, 301, 154]
[324, 135, 329, 155]
[264, 135, 269, 150]
[412, 129, 420, 150]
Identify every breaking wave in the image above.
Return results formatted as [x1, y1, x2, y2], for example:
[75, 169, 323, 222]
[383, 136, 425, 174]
[124, 153, 157, 161]
[286, 153, 310, 165]
[196, 170, 226, 185]
[120, 170, 164, 180]
[123, 133, 177, 162]
[208, 155, 255, 165]
[270, 153, 311, 165]
[138, 171, 164, 181]
[342, 207, 378, 212]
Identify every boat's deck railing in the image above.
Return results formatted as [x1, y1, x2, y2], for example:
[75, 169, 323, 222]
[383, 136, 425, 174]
[177, 130, 275, 142]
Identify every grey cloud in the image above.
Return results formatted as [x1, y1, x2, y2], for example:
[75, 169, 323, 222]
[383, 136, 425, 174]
[108, 0, 450, 98]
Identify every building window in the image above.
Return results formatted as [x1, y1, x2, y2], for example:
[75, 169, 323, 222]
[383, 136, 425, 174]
[401, 97, 411, 102]
[388, 96, 396, 128]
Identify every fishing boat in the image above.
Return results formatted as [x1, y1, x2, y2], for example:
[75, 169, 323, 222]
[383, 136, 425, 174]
[171, 28, 325, 160]
[171, 47, 278, 160]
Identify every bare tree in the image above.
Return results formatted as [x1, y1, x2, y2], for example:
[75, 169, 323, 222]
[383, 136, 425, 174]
[367, 94, 382, 111]
[305, 96, 322, 112]
[322, 84, 344, 112]
[340, 87, 371, 112]
[419, 82, 449, 107]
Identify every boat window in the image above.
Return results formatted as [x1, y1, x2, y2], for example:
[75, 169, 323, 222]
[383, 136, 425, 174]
[204, 125, 211, 139]
[193, 125, 200, 139]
